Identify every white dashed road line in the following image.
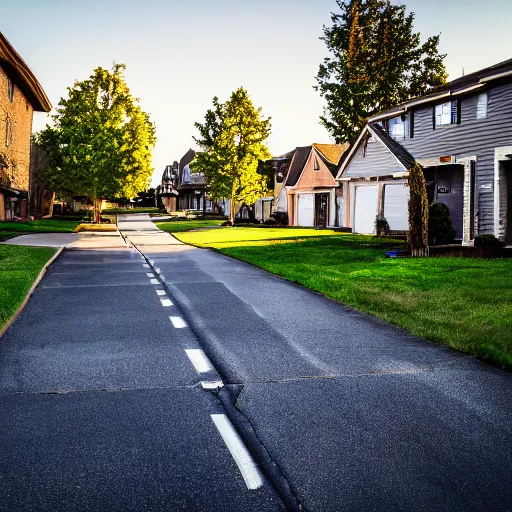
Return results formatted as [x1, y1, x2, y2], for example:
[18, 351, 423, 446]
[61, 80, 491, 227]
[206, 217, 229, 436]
[201, 381, 223, 390]
[142, 263, 150, 268]
[150, 278, 159, 285]
[210, 414, 263, 490]
[156, 289, 166, 296]
[184, 349, 213, 373]
[146, 272, 154, 277]
[170, 316, 187, 329]
[160, 298, 173, 307]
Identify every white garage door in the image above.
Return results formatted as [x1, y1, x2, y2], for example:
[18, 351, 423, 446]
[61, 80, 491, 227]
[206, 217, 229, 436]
[384, 184, 409, 231]
[297, 194, 314, 227]
[354, 185, 378, 234]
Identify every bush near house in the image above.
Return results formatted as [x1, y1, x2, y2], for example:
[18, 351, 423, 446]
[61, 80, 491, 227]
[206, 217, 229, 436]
[429, 202, 456, 245]
[176, 227, 512, 371]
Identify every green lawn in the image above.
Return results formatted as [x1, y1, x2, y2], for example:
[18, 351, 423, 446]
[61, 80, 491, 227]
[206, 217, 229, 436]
[155, 219, 225, 233]
[0, 219, 81, 242]
[176, 227, 512, 371]
[0, 245, 57, 329]
[103, 207, 162, 214]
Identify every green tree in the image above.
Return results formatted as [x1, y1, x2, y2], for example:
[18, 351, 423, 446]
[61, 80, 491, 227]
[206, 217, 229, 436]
[408, 162, 429, 257]
[193, 87, 271, 224]
[36, 64, 156, 222]
[315, 0, 447, 143]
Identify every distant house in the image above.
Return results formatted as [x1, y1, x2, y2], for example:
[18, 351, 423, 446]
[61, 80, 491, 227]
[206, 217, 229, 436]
[0, 31, 52, 220]
[337, 58, 512, 245]
[155, 162, 179, 212]
[274, 144, 348, 227]
[176, 149, 208, 212]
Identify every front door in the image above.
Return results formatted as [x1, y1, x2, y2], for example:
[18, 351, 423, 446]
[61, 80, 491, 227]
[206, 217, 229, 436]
[315, 193, 329, 227]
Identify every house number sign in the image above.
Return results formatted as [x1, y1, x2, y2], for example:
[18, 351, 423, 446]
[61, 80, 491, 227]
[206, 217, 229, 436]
[437, 186, 450, 194]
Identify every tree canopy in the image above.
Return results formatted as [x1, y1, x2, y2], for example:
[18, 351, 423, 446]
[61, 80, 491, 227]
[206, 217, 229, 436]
[315, 0, 447, 143]
[36, 64, 156, 218]
[192, 87, 271, 223]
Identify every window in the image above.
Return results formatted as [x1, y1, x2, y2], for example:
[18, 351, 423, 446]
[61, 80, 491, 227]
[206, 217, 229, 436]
[313, 154, 320, 170]
[435, 102, 452, 126]
[7, 79, 14, 102]
[388, 115, 406, 139]
[476, 92, 488, 119]
[5, 118, 13, 147]
[434, 100, 460, 127]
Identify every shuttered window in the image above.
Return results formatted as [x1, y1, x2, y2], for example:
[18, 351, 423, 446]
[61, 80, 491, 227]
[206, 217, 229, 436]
[476, 92, 488, 119]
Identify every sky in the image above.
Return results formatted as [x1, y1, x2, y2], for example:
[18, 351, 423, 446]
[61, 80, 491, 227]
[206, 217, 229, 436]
[1, 0, 511, 188]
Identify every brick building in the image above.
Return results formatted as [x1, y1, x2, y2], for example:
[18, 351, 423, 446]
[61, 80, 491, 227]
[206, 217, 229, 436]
[0, 31, 51, 220]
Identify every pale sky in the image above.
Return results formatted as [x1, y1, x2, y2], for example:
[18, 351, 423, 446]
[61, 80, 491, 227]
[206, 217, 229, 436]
[1, 0, 511, 188]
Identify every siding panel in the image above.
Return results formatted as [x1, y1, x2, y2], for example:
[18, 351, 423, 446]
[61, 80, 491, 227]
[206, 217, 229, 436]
[345, 139, 404, 178]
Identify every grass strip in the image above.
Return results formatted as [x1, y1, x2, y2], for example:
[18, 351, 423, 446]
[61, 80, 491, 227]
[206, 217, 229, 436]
[176, 228, 512, 371]
[156, 219, 225, 233]
[0, 245, 57, 329]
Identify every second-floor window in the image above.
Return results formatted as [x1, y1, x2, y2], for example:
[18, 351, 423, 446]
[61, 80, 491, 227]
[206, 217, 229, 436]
[476, 92, 488, 119]
[434, 100, 460, 127]
[388, 115, 406, 139]
[5, 118, 13, 147]
[7, 79, 14, 102]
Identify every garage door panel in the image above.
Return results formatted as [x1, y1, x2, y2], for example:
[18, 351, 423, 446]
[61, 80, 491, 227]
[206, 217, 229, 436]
[354, 186, 378, 234]
[298, 194, 314, 227]
[384, 184, 409, 231]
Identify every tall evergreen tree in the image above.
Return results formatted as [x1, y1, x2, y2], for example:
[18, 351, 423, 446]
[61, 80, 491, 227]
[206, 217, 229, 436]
[193, 88, 271, 224]
[315, 0, 447, 143]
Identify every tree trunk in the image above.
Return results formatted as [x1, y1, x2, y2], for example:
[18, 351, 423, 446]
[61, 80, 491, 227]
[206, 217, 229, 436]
[230, 185, 236, 225]
[92, 197, 102, 224]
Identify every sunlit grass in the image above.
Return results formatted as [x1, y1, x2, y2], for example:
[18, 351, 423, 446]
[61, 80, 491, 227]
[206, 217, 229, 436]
[156, 219, 225, 233]
[0, 245, 56, 328]
[175, 227, 512, 370]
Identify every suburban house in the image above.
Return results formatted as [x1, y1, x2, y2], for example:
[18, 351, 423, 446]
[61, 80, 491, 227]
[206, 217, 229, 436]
[176, 149, 214, 212]
[274, 143, 348, 227]
[336, 58, 512, 245]
[0, 31, 52, 220]
[156, 162, 179, 212]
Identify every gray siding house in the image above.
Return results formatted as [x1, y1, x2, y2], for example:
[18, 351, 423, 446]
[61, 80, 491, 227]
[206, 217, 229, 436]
[336, 58, 512, 245]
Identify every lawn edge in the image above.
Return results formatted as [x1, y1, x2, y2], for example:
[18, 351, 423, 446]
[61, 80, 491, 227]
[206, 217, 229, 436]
[0, 247, 63, 338]
[176, 239, 510, 372]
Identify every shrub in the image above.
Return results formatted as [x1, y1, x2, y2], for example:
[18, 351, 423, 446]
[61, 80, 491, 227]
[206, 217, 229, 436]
[375, 217, 389, 236]
[271, 212, 289, 225]
[428, 202, 456, 245]
[474, 234, 505, 249]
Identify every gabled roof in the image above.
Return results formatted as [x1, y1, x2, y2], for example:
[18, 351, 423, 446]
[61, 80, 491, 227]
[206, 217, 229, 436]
[283, 146, 311, 187]
[312, 143, 348, 166]
[0, 32, 52, 112]
[336, 123, 416, 179]
[369, 57, 512, 122]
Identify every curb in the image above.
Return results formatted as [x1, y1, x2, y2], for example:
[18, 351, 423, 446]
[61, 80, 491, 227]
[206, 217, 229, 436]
[0, 247, 64, 339]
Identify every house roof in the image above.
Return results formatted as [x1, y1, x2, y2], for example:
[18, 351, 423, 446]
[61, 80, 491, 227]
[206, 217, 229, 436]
[178, 149, 196, 182]
[0, 32, 52, 112]
[312, 143, 348, 165]
[368, 57, 512, 122]
[337, 123, 416, 179]
[368, 124, 416, 170]
[283, 146, 311, 187]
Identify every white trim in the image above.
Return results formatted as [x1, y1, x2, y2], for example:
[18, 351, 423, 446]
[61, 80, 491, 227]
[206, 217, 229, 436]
[480, 70, 512, 83]
[494, 146, 512, 238]
[368, 109, 406, 123]
[416, 156, 457, 168]
[458, 156, 477, 245]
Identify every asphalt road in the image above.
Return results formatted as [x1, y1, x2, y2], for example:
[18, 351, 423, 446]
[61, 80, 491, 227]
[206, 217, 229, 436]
[0, 242, 280, 511]
[119, 215, 512, 512]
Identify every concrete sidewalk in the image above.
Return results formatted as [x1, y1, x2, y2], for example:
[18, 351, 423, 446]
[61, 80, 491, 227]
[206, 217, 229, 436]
[1, 231, 127, 250]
